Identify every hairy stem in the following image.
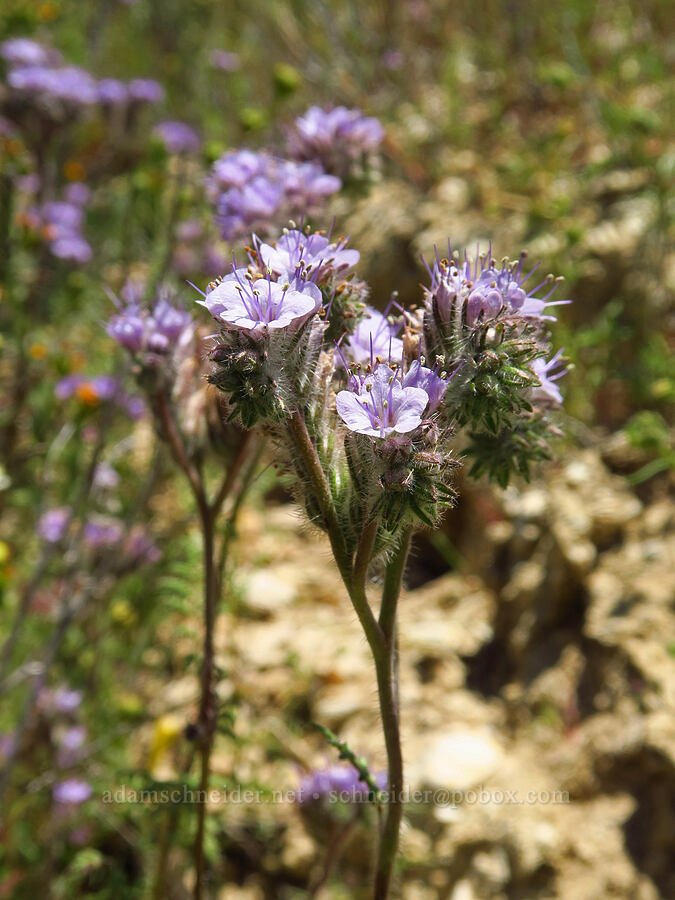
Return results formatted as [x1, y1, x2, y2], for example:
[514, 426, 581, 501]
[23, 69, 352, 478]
[372, 531, 411, 900]
[193, 503, 217, 900]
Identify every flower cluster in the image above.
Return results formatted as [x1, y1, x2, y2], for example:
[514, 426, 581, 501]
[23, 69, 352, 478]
[107, 290, 194, 361]
[22, 190, 92, 263]
[200, 231, 568, 540]
[1, 37, 163, 112]
[55, 374, 144, 418]
[202, 227, 363, 426]
[287, 106, 385, 179]
[153, 120, 201, 155]
[207, 149, 341, 244]
[298, 766, 387, 805]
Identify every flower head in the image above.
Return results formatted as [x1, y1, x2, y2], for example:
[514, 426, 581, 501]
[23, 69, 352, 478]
[201, 270, 321, 336]
[38, 507, 71, 543]
[288, 106, 384, 176]
[336, 364, 430, 438]
[427, 246, 569, 325]
[1, 38, 60, 68]
[154, 120, 200, 154]
[343, 307, 403, 365]
[53, 779, 92, 805]
[298, 765, 386, 804]
[127, 78, 165, 104]
[257, 229, 359, 283]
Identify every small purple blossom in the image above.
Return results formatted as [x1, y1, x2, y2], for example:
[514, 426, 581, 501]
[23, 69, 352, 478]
[64, 182, 91, 207]
[53, 779, 92, 805]
[9, 65, 98, 104]
[210, 49, 241, 71]
[93, 463, 119, 489]
[336, 364, 430, 438]
[97, 78, 128, 105]
[49, 688, 83, 713]
[154, 120, 201, 154]
[258, 229, 359, 282]
[343, 307, 403, 365]
[124, 527, 161, 564]
[208, 150, 341, 243]
[56, 726, 87, 767]
[427, 246, 569, 326]
[38, 507, 71, 543]
[107, 294, 194, 356]
[1, 38, 60, 68]
[288, 106, 384, 176]
[531, 350, 566, 406]
[402, 360, 449, 412]
[127, 78, 165, 104]
[83, 518, 124, 548]
[201, 271, 322, 336]
[298, 766, 386, 804]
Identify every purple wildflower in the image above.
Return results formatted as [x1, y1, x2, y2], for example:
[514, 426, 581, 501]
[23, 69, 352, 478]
[288, 106, 384, 176]
[97, 78, 128, 106]
[56, 726, 87, 767]
[298, 766, 386, 804]
[107, 294, 194, 356]
[210, 49, 241, 71]
[93, 463, 119, 488]
[531, 350, 567, 406]
[53, 779, 92, 805]
[127, 78, 165, 104]
[154, 120, 201, 154]
[336, 364, 430, 438]
[64, 182, 91, 206]
[427, 246, 569, 326]
[50, 688, 83, 713]
[38, 507, 71, 543]
[402, 360, 449, 412]
[208, 150, 341, 243]
[343, 307, 403, 365]
[106, 305, 146, 352]
[257, 229, 359, 282]
[124, 527, 161, 564]
[1, 38, 60, 68]
[201, 271, 322, 336]
[83, 518, 124, 548]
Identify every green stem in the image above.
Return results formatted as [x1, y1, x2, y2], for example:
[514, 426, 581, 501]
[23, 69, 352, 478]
[373, 531, 412, 900]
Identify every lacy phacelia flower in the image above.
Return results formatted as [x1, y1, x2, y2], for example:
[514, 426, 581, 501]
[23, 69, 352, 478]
[201, 271, 322, 336]
[127, 78, 165, 104]
[402, 360, 449, 412]
[38, 507, 71, 543]
[427, 248, 569, 326]
[258, 229, 359, 282]
[531, 351, 566, 406]
[24, 198, 92, 264]
[298, 766, 386, 804]
[207, 149, 340, 243]
[0, 38, 61, 68]
[55, 375, 144, 418]
[83, 518, 124, 548]
[107, 295, 194, 357]
[343, 307, 403, 365]
[154, 120, 200, 154]
[336, 364, 430, 438]
[288, 106, 384, 177]
[210, 49, 241, 71]
[53, 779, 92, 805]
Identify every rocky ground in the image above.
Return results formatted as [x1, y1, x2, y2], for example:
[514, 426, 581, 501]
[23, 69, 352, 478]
[144, 438, 674, 899]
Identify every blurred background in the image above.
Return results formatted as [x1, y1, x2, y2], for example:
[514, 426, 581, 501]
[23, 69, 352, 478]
[0, 0, 673, 898]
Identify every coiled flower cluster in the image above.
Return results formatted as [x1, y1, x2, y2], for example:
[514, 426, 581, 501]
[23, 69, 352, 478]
[199, 228, 568, 544]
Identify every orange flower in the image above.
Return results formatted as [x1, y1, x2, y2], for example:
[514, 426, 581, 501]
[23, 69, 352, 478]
[75, 382, 100, 406]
